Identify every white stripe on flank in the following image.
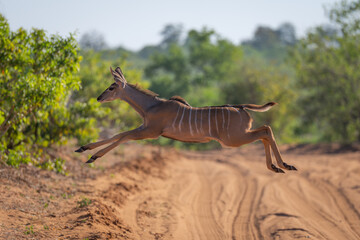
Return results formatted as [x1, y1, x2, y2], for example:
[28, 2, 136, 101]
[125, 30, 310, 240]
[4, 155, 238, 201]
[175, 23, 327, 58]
[231, 106, 242, 126]
[172, 105, 181, 129]
[178, 107, 186, 131]
[215, 108, 219, 135]
[200, 108, 203, 133]
[194, 109, 199, 134]
[227, 107, 231, 138]
[208, 108, 212, 136]
[222, 108, 225, 129]
[189, 108, 193, 136]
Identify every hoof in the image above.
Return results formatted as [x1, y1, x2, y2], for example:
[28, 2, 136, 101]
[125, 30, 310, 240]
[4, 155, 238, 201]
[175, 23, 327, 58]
[283, 162, 297, 171]
[86, 156, 98, 164]
[75, 146, 87, 153]
[272, 164, 285, 173]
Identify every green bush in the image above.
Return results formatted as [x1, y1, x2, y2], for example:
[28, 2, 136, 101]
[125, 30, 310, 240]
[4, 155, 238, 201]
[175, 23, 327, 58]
[0, 14, 101, 170]
[291, 0, 360, 142]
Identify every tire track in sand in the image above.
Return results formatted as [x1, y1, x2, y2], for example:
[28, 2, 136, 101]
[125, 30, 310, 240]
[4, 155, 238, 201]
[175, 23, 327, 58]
[167, 157, 247, 240]
[120, 153, 258, 240]
[230, 176, 259, 240]
[166, 154, 262, 240]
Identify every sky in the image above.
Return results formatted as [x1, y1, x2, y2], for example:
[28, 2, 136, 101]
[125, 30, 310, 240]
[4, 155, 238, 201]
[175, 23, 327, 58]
[0, 0, 339, 51]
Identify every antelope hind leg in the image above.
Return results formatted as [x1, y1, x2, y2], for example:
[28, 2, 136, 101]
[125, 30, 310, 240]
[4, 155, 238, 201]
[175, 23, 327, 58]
[243, 127, 283, 173]
[262, 139, 284, 173]
[262, 126, 297, 171]
[248, 126, 296, 172]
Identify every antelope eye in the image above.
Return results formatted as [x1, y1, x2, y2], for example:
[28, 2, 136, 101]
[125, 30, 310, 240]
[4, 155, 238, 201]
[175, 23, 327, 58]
[109, 86, 115, 91]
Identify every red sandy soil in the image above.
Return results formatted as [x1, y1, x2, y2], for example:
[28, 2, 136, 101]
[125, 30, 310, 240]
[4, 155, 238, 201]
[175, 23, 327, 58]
[0, 142, 359, 240]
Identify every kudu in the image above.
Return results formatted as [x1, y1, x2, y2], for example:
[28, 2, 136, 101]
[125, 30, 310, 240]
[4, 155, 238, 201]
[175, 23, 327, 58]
[75, 67, 297, 173]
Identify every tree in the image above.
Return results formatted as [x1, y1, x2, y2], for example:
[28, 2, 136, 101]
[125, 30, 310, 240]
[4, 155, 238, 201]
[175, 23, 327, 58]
[145, 44, 190, 98]
[145, 28, 242, 102]
[243, 23, 297, 49]
[328, 0, 360, 36]
[186, 28, 242, 86]
[292, 0, 360, 142]
[160, 24, 183, 48]
[0, 14, 100, 168]
[79, 30, 107, 51]
[138, 45, 162, 59]
[252, 26, 279, 49]
[242, 23, 297, 61]
[277, 22, 296, 46]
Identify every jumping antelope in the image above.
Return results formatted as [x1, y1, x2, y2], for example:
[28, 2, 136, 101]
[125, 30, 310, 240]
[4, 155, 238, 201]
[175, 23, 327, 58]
[75, 67, 297, 173]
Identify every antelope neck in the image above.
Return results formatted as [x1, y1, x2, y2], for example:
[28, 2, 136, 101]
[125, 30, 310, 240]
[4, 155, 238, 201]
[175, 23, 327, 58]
[118, 85, 161, 118]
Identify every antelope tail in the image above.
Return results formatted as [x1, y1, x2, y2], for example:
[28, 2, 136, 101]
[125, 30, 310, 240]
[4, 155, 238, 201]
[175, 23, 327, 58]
[233, 102, 277, 112]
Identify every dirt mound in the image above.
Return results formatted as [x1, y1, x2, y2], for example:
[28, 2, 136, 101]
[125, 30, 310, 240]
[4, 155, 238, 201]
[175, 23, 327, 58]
[56, 200, 131, 239]
[0, 143, 172, 239]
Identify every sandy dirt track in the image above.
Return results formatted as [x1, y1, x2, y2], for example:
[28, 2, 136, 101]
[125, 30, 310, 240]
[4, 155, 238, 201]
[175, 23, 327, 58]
[0, 143, 359, 239]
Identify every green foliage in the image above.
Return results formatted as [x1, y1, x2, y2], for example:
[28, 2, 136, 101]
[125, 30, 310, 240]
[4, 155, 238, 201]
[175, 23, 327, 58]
[292, 0, 360, 142]
[186, 28, 242, 85]
[39, 158, 67, 175]
[0, 13, 80, 143]
[145, 28, 242, 104]
[2, 145, 32, 168]
[0, 143, 68, 174]
[68, 98, 107, 145]
[0, 14, 100, 169]
[145, 44, 190, 98]
[77, 197, 92, 208]
[328, 0, 360, 36]
[24, 225, 34, 235]
[62, 193, 72, 199]
[242, 23, 296, 62]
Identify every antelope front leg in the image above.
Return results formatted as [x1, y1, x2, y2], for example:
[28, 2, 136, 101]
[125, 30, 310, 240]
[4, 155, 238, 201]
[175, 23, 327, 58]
[86, 127, 160, 163]
[75, 131, 131, 153]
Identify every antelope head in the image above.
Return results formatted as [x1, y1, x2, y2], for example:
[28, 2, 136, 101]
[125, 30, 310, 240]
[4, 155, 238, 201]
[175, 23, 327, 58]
[97, 67, 128, 103]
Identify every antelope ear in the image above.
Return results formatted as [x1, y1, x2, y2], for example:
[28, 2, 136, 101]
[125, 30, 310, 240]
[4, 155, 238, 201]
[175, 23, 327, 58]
[110, 66, 127, 88]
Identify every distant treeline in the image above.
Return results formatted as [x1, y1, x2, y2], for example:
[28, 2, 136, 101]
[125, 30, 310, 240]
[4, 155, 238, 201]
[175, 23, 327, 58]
[1, 0, 359, 167]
